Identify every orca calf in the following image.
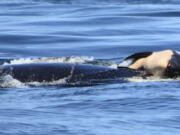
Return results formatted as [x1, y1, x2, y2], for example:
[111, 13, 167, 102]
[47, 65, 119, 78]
[0, 63, 142, 84]
[120, 50, 180, 78]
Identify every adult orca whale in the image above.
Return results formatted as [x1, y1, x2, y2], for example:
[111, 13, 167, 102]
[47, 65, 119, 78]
[0, 63, 142, 84]
[0, 50, 179, 85]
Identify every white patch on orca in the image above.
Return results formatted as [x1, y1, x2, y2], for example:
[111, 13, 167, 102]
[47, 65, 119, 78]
[118, 59, 133, 67]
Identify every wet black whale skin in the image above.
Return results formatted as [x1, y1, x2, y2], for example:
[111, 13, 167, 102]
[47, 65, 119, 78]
[0, 63, 140, 83]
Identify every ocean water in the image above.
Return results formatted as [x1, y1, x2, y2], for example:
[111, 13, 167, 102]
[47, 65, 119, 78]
[0, 0, 180, 135]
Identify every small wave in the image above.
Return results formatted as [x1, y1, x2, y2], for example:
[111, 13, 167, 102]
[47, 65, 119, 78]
[126, 76, 180, 83]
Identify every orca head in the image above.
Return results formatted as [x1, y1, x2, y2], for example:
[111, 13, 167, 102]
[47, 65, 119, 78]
[165, 51, 180, 78]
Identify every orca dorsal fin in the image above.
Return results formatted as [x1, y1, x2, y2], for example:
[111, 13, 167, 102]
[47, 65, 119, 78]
[118, 52, 153, 67]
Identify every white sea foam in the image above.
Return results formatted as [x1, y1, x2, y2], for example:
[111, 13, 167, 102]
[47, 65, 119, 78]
[0, 74, 70, 88]
[126, 76, 180, 83]
[26, 78, 67, 86]
[0, 75, 28, 88]
[3, 56, 119, 68]
[3, 56, 95, 65]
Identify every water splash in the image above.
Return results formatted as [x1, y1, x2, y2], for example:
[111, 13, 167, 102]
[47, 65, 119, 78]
[2, 56, 118, 68]
[3, 56, 94, 65]
[0, 75, 27, 88]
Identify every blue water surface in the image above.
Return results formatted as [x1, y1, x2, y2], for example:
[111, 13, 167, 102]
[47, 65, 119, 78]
[0, 0, 180, 135]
